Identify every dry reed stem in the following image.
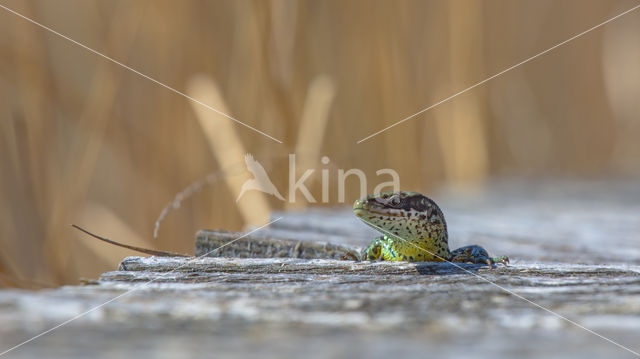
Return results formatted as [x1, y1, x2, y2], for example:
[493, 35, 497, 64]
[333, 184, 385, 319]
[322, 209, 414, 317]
[11, 2, 59, 284]
[436, 0, 489, 188]
[187, 75, 271, 227]
[43, 3, 143, 281]
[288, 75, 335, 208]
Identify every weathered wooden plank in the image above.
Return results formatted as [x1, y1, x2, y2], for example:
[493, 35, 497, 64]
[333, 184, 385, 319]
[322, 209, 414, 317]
[110, 256, 639, 278]
[2, 257, 639, 358]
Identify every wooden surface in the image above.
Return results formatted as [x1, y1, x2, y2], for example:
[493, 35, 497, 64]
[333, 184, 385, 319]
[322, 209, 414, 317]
[1, 181, 640, 358]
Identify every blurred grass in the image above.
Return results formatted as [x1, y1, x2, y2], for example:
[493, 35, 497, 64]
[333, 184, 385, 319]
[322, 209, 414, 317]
[0, 0, 639, 286]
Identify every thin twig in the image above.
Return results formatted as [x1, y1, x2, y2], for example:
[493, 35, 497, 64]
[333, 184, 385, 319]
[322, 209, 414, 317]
[72, 224, 189, 257]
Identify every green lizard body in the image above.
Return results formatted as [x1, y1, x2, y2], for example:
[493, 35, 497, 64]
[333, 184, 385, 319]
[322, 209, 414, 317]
[354, 191, 508, 266]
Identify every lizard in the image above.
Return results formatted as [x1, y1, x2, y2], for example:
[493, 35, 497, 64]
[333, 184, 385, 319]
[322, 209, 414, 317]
[73, 191, 508, 267]
[353, 191, 509, 267]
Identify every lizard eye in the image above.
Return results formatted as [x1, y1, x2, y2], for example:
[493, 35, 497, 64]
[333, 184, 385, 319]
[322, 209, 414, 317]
[390, 195, 401, 206]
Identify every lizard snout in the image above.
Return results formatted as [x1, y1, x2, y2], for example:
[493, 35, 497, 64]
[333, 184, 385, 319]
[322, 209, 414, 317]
[353, 197, 369, 211]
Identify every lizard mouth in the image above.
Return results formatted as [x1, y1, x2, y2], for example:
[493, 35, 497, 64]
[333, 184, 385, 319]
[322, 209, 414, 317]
[353, 194, 407, 224]
[366, 209, 403, 217]
[353, 207, 404, 225]
[353, 197, 404, 219]
[353, 208, 367, 217]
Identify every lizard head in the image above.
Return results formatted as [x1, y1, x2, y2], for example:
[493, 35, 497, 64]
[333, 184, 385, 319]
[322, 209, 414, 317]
[353, 191, 448, 241]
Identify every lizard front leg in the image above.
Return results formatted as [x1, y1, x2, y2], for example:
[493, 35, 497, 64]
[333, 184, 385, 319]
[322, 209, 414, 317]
[363, 235, 408, 261]
[362, 236, 385, 261]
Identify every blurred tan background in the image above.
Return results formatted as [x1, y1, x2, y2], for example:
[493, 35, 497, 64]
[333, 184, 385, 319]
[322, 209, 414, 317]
[1, 0, 639, 287]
